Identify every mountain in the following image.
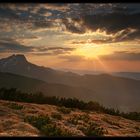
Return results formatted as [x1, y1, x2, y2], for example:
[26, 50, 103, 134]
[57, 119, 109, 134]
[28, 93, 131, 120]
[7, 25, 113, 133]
[112, 72, 140, 80]
[0, 54, 140, 112]
[0, 54, 80, 84]
[0, 72, 94, 100]
[59, 68, 103, 75]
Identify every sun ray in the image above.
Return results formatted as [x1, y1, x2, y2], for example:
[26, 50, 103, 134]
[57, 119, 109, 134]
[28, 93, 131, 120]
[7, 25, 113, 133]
[93, 57, 111, 73]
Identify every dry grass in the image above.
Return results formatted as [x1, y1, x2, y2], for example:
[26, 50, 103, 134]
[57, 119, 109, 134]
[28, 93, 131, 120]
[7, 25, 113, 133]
[0, 100, 140, 136]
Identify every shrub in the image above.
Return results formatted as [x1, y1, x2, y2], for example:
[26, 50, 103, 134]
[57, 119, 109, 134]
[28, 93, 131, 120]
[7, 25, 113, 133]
[24, 115, 72, 136]
[0, 88, 140, 122]
[57, 106, 71, 114]
[41, 123, 62, 136]
[135, 126, 140, 132]
[8, 103, 24, 110]
[51, 113, 62, 120]
[78, 114, 90, 122]
[67, 114, 90, 126]
[121, 112, 140, 121]
[24, 115, 51, 130]
[67, 117, 79, 125]
[41, 124, 73, 136]
[77, 125, 87, 132]
[83, 121, 106, 136]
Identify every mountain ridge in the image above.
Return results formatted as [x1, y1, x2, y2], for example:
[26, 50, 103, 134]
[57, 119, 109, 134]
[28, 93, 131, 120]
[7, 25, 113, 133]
[0, 54, 140, 112]
[0, 72, 95, 101]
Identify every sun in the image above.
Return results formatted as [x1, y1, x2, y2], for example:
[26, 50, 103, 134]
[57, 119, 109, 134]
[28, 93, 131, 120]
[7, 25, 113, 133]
[74, 43, 110, 59]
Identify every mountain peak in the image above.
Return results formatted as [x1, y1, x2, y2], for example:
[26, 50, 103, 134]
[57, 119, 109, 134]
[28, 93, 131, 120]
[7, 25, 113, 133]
[0, 54, 28, 68]
[8, 54, 28, 63]
[10, 54, 26, 59]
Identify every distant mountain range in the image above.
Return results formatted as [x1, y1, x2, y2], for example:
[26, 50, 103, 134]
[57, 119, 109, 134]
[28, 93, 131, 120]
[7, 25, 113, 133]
[0, 72, 94, 100]
[0, 54, 140, 112]
[60, 68, 140, 80]
[111, 72, 140, 80]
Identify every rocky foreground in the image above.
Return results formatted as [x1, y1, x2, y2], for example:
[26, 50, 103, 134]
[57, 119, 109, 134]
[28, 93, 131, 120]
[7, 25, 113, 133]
[0, 100, 140, 137]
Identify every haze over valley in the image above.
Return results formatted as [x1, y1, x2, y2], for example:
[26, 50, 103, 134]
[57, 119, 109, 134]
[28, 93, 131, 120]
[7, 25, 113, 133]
[0, 54, 140, 112]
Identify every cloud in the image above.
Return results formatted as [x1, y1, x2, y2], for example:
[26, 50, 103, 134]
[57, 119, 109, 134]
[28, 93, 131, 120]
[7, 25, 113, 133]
[71, 28, 140, 45]
[59, 55, 85, 62]
[37, 47, 74, 51]
[71, 39, 111, 45]
[61, 18, 86, 34]
[0, 3, 29, 11]
[71, 40, 88, 44]
[0, 4, 55, 31]
[33, 21, 54, 28]
[63, 9, 140, 41]
[100, 51, 140, 61]
[33, 47, 75, 56]
[0, 4, 140, 45]
[0, 38, 34, 53]
[0, 4, 140, 34]
[0, 38, 75, 55]
[44, 4, 70, 12]
[81, 12, 140, 34]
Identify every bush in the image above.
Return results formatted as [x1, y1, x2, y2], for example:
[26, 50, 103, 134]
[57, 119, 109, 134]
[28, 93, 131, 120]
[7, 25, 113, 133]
[67, 113, 90, 126]
[67, 116, 79, 125]
[8, 103, 24, 110]
[41, 123, 62, 136]
[79, 114, 90, 122]
[84, 122, 106, 136]
[121, 112, 140, 121]
[57, 106, 71, 114]
[24, 115, 72, 136]
[41, 124, 73, 136]
[0, 88, 140, 122]
[135, 126, 140, 132]
[24, 115, 51, 130]
[77, 125, 87, 132]
[51, 113, 62, 120]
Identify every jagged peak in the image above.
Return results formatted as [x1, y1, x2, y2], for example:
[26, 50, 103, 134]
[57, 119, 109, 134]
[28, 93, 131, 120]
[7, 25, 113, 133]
[0, 54, 28, 66]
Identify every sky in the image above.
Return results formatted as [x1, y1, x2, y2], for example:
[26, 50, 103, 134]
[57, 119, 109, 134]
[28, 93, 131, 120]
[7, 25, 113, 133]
[0, 3, 140, 72]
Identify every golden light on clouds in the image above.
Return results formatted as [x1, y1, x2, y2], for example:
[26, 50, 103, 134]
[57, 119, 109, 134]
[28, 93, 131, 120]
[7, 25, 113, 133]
[73, 43, 111, 59]
[0, 3, 140, 72]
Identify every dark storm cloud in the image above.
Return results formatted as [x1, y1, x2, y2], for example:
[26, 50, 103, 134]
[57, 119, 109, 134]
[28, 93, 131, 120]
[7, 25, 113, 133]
[61, 18, 86, 34]
[65, 12, 140, 36]
[61, 4, 140, 41]
[81, 13, 140, 34]
[33, 21, 54, 28]
[0, 4, 139, 30]
[100, 51, 140, 61]
[120, 29, 140, 42]
[0, 4, 55, 30]
[0, 7, 19, 20]
[0, 3, 140, 42]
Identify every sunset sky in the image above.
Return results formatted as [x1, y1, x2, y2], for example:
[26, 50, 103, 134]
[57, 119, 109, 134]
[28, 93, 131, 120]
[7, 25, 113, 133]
[0, 3, 140, 72]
